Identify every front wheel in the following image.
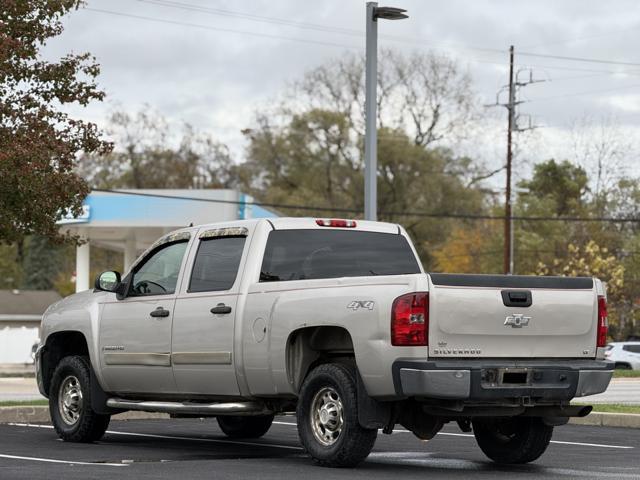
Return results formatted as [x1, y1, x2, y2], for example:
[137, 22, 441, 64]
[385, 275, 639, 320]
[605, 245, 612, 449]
[49, 356, 110, 442]
[472, 417, 553, 464]
[297, 363, 377, 468]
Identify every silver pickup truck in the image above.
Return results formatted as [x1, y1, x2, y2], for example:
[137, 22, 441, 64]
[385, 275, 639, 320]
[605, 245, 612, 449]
[36, 217, 613, 467]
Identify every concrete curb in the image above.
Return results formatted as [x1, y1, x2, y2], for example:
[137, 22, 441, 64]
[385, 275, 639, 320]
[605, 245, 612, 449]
[1, 406, 639, 428]
[569, 411, 640, 428]
[0, 406, 168, 424]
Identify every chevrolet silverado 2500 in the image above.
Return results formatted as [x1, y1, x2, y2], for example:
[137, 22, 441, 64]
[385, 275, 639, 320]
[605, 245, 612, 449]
[36, 217, 613, 467]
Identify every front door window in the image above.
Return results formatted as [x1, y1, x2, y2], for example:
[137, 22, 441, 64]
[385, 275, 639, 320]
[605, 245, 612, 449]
[131, 241, 189, 295]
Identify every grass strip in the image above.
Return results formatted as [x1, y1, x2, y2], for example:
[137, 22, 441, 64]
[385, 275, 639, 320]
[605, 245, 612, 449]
[613, 369, 640, 378]
[0, 400, 48, 407]
[573, 403, 640, 414]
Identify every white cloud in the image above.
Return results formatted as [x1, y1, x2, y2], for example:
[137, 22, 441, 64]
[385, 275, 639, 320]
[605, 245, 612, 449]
[605, 94, 640, 113]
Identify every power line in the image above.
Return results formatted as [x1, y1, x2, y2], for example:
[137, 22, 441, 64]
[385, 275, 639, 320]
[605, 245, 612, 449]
[98, 3, 640, 73]
[136, 0, 363, 37]
[91, 188, 640, 224]
[521, 24, 640, 50]
[139, 0, 640, 69]
[513, 61, 640, 77]
[518, 51, 640, 69]
[528, 82, 640, 102]
[83, 7, 640, 80]
[84, 8, 361, 50]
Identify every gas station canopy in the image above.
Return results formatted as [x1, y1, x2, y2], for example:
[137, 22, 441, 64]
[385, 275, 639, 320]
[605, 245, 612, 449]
[58, 189, 276, 292]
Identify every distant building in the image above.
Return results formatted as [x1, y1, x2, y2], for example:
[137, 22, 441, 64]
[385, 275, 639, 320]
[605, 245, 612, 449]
[0, 290, 61, 364]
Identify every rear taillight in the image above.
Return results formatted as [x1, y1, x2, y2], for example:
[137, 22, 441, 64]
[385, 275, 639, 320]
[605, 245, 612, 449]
[597, 295, 608, 348]
[391, 292, 428, 346]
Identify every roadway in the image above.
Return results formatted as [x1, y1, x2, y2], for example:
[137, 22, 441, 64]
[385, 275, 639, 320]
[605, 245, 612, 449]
[0, 417, 638, 479]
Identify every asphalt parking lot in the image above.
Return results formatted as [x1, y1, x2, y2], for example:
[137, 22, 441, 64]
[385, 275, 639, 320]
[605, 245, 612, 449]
[0, 417, 638, 480]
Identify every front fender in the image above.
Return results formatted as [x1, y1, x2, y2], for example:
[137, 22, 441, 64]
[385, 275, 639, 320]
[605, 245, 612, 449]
[39, 289, 111, 391]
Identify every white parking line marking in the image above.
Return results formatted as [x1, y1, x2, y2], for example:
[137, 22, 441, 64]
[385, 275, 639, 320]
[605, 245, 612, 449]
[0, 453, 127, 467]
[273, 421, 634, 449]
[8, 423, 53, 429]
[548, 440, 633, 449]
[102, 430, 303, 451]
[8, 423, 303, 451]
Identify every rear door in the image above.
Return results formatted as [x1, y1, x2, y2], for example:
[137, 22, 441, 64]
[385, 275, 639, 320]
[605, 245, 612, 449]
[427, 273, 599, 358]
[171, 226, 250, 396]
[622, 344, 640, 368]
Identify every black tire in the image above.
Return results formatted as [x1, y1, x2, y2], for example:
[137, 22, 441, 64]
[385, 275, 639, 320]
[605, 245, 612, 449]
[49, 356, 110, 442]
[472, 416, 553, 464]
[217, 415, 274, 438]
[297, 363, 377, 468]
[615, 362, 632, 370]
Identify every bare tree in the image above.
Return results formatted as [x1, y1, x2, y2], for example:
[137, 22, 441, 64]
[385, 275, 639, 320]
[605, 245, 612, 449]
[570, 114, 637, 198]
[288, 49, 480, 149]
[78, 108, 235, 189]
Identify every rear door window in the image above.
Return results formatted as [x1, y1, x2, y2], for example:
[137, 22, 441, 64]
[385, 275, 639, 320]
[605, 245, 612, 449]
[189, 236, 246, 292]
[623, 344, 640, 354]
[260, 229, 420, 282]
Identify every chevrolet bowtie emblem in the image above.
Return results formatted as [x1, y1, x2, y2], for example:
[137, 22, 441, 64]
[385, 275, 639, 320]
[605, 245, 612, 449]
[504, 313, 531, 328]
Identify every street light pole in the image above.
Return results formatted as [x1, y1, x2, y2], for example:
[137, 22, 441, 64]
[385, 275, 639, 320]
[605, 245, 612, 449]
[364, 2, 378, 221]
[364, 3, 408, 221]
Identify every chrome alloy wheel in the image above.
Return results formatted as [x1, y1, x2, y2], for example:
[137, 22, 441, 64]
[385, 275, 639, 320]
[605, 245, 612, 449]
[58, 375, 83, 426]
[310, 386, 344, 446]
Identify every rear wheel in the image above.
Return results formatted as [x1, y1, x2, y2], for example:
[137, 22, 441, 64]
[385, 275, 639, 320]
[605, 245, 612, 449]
[49, 356, 110, 442]
[472, 416, 553, 464]
[615, 362, 632, 370]
[297, 363, 377, 467]
[217, 415, 274, 438]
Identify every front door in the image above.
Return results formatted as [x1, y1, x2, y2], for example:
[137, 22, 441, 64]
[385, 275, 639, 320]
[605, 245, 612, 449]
[99, 236, 191, 394]
[172, 226, 249, 396]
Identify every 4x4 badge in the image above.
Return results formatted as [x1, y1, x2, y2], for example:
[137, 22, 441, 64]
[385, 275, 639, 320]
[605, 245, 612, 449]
[347, 300, 375, 311]
[504, 314, 531, 328]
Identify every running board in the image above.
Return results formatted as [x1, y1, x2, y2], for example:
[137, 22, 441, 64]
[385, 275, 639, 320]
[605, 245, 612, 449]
[106, 398, 272, 416]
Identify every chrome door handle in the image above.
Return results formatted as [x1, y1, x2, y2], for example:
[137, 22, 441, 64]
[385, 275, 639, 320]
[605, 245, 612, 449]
[150, 307, 170, 318]
[210, 303, 232, 315]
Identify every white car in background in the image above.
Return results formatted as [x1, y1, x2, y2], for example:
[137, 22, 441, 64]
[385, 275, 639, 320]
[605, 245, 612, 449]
[605, 342, 640, 370]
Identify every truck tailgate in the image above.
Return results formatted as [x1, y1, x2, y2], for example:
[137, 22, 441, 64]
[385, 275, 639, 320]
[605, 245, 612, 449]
[427, 273, 599, 358]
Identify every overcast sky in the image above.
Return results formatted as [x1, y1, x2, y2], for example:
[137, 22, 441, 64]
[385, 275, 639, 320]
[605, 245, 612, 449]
[46, 0, 640, 185]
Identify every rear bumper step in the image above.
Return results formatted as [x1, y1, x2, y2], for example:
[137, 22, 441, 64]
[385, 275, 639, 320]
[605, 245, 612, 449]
[106, 398, 273, 416]
[392, 359, 614, 401]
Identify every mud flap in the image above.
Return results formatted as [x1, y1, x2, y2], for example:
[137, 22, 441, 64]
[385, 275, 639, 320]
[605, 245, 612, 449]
[356, 372, 392, 429]
[90, 366, 123, 415]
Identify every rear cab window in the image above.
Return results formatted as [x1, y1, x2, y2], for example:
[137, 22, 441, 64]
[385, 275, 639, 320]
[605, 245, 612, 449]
[260, 229, 420, 282]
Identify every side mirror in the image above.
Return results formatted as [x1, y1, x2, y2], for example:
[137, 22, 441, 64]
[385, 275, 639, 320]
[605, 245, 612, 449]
[94, 271, 121, 292]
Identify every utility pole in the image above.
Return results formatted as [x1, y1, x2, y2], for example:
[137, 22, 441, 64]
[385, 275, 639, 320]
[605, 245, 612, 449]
[505, 45, 515, 275]
[487, 46, 543, 274]
[364, 3, 407, 221]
